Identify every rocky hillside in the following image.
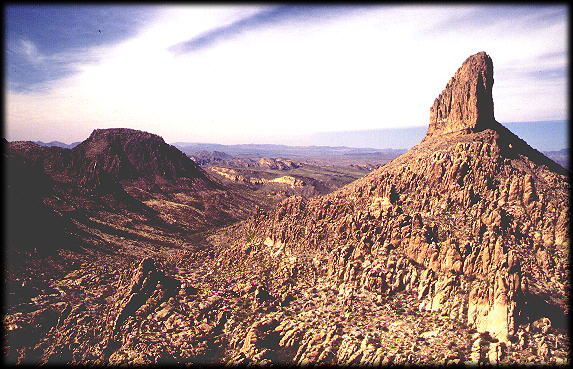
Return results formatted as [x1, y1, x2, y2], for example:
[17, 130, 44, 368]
[4, 141, 79, 255]
[210, 51, 569, 364]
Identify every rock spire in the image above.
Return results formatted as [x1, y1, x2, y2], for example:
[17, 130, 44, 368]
[426, 51, 498, 137]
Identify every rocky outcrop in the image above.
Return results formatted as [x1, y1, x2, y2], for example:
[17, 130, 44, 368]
[427, 51, 498, 137]
[209, 166, 266, 184]
[210, 167, 305, 188]
[111, 258, 163, 338]
[269, 176, 305, 188]
[107, 258, 184, 363]
[257, 158, 300, 171]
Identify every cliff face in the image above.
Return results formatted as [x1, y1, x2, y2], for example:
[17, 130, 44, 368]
[212, 51, 569, 363]
[427, 51, 497, 137]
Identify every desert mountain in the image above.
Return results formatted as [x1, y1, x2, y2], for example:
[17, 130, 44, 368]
[3, 52, 568, 366]
[209, 51, 569, 364]
[71, 128, 211, 187]
[10, 128, 214, 191]
[6, 128, 257, 240]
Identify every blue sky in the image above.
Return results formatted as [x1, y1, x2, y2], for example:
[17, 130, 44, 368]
[311, 121, 568, 151]
[6, 5, 157, 91]
[4, 5, 569, 147]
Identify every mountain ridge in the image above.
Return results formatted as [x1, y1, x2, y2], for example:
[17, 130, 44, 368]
[208, 51, 569, 363]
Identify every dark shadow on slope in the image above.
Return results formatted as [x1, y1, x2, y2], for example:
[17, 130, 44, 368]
[4, 152, 81, 257]
[495, 122, 569, 176]
[518, 292, 569, 330]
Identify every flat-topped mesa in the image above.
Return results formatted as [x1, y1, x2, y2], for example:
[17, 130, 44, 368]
[426, 51, 500, 137]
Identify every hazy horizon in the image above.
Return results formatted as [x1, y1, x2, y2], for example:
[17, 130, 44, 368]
[14, 119, 569, 153]
[6, 5, 567, 146]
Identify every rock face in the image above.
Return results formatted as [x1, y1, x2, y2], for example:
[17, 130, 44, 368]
[427, 51, 497, 137]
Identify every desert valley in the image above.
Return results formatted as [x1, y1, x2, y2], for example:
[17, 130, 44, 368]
[3, 50, 569, 365]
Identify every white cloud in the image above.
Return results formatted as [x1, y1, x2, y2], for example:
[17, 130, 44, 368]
[5, 5, 568, 144]
[18, 39, 45, 65]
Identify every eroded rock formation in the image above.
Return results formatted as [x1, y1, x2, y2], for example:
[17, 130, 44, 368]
[427, 51, 497, 137]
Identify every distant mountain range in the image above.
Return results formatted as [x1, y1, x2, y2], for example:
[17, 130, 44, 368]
[24, 120, 568, 168]
[171, 141, 567, 169]
[308, 120, 568, 152]
[33, 140, 81, 149]
[542, 148, 569, 169]
[172, 142, 406, 162]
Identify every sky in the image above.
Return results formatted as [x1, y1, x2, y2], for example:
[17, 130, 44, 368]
[310, 121, 568, 151]
[4, 5, 569, 147]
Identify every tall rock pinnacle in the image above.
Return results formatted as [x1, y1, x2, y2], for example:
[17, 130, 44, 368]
[426, 51, 498, 137]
